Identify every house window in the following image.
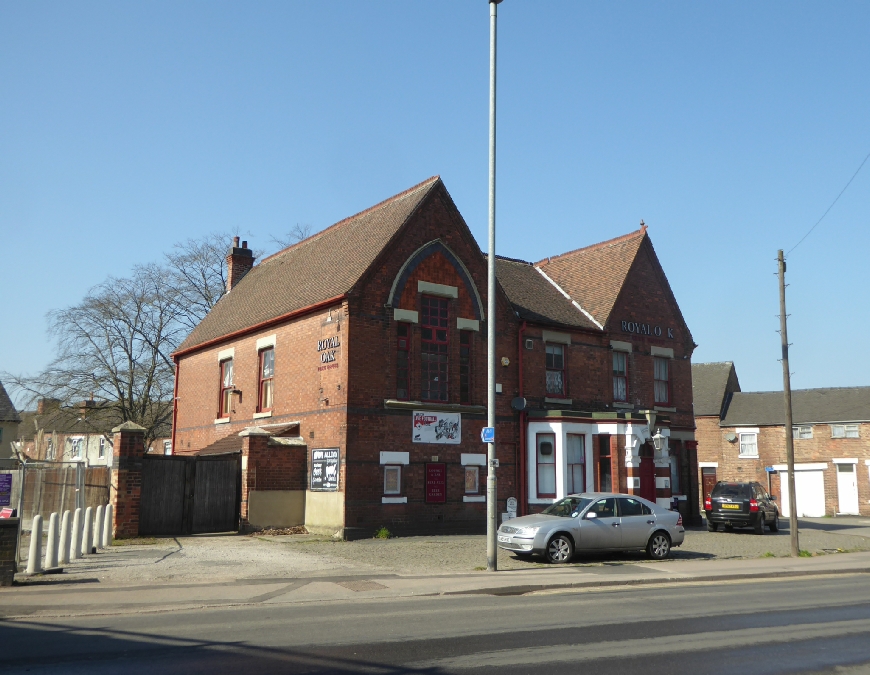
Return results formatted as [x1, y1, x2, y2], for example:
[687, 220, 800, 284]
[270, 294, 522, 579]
[566, 434, 585, 494]
[258, 347, 275, 412]
[98, 437, 106, 459]
[219, 358, 234, 417]
[792, 425, 812, 440]
[46, 438, 54, 461]
[598, 437, 612, 492]
[536, 433, 556, 497]
[545, 344, 565, 396]
[831, 424, 859, 439]
[654, 357, 670, 405]
[464, 465, 480, 494]
[459, 330, 472, 405]
[739, 432, 758, 457]
[163, 440, 172, 456]
[396, 323, 410, 400]
[421, 296, 449, 402]
[613, 352, 628, 402]
[70, 438, 83, 460]
[384, 465, 402, 495]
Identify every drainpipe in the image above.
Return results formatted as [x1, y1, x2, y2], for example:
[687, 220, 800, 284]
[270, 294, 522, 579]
[171, 357, 180, 456]
[518, 321, 527, 516]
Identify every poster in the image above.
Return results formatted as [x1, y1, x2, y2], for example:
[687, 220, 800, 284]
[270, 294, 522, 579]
[0, 474, 11, 507]
[310, 448, 339, 491]
[425, 463, 446, 503]
[412, 411, 461, 444]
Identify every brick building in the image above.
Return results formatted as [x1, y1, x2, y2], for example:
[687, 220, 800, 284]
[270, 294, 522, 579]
[172, 176, 700, 537]
[693, 362, 870, 517]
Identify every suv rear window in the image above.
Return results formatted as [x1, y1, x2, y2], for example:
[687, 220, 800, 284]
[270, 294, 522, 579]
[711, 483, 752, 498]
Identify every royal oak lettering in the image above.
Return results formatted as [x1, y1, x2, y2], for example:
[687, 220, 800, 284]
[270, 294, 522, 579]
[621, 320, 674, 340]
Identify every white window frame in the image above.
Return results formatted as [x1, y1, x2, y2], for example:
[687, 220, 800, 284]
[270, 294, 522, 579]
[792, 425, 813, 440]
[163, 440, 172, 456]
[98, 437, 106, 459]
[383, 465, 402, 495]
[738, 429, 758, 458]
[831, 424, 860, 439]
[69, 436, 84, 460]
[464, 465, 480, 494]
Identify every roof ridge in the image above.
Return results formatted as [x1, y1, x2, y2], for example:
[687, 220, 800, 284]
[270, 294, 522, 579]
[260, 176, 441, 264]
[535, 227, 646, 266]
[735, 386, 870, 395]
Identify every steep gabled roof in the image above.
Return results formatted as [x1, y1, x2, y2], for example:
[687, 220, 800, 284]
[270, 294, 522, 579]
[494, 256, 600, 330]
[692, 362, 740, 417]
[722, 387, 870, 427]
[0, 381, 20, 423]
[177, 176, 442, 353]
[535, 229, 646, 328]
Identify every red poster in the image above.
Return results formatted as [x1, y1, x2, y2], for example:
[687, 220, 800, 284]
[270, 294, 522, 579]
[425, 463, 446, 503]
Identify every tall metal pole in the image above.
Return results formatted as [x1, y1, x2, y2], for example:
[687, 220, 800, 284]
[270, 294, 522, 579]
[486, 0, 502, 573]
[778, 250, 800, 557]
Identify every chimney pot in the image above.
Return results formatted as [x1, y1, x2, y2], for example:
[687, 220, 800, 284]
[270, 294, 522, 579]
[242, 240, 248, 249]
[233, 236, 240, 248]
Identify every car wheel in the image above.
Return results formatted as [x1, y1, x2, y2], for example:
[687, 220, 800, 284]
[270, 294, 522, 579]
[647, 532, 671, 560]
[754, 513, 766, 535]
[769, 511, 779, 532]
[546, 535, 574, 564]
[707, 520, 718, 532]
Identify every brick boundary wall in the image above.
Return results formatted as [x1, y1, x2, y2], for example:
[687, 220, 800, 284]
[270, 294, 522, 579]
[111, 422, 146, 538]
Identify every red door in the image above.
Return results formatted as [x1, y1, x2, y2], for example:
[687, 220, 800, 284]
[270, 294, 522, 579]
[639, 456, 656, 502]
[702, 468, 717, 502]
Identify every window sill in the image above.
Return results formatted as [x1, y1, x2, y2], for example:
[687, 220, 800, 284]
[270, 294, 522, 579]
[383, 399, 486, 414]
[529, 497, 556, 505]
[544, 397, 572, 405]
[612, 402, 633, 409]
[463, 495, 485, 502]
[214, 418, 231, 425]
[738, 454, 759, 459]
[654, 405, 676, 412]
[382, 496, 407, 504]
[253, 411, 272, 419]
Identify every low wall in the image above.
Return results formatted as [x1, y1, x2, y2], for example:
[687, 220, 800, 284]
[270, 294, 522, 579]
[304, 491, 344, 536]
[247, 490, 305, 528]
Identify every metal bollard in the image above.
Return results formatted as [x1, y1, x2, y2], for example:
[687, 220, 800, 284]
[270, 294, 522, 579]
[44, 512, 59, 569]
[102, 504, 113, 548]
[94, 505, 104, 551]
[70, 508, 82, 560]
[59, 510, 72, 565]
[26, 514, 43, 575]
[82, 507, 93, 556]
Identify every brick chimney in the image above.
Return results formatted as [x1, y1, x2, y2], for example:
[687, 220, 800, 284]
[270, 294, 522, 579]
[36, 398, 62, 415]
[226, 236, 255, 292]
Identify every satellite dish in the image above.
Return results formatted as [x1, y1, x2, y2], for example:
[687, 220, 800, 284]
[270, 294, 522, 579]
[724, 432, 738, 443]
[511, 397, 527, 412]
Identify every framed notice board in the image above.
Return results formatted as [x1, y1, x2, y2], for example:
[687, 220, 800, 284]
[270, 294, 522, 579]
[425, 463, 446, 503]
[310, 448, 340, 491]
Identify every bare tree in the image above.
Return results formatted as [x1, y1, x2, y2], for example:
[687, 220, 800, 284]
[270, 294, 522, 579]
[270, 224, 312, 250]
[164, 232, 232, 330]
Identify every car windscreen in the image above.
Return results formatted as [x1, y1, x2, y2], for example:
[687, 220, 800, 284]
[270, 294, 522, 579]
[711, 483, 751, 498]
[541, 497, 593, 517]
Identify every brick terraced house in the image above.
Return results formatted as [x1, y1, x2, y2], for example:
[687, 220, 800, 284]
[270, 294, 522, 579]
[172, 177, 700, 538]
[694, 362, 870, 517]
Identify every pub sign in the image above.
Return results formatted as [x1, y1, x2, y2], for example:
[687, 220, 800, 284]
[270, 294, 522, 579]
[310, 448, 340, 491]
[425, 463, 446, 503]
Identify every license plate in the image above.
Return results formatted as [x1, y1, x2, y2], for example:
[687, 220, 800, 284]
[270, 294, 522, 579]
[721, 503, 740, 510]
[497, 535, 511, 543]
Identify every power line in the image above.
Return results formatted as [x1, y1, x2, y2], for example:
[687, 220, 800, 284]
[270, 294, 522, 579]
[786, 148, 870, 256]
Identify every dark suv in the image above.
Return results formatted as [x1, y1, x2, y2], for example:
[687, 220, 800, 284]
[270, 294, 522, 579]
[704, 481, 779, 534]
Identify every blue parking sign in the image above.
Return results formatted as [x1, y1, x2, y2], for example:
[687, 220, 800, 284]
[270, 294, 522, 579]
[481, 427, 495, 444]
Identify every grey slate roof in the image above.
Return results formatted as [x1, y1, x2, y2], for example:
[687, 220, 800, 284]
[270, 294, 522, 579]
[0, 381, 21, 423]
[177, 176, 442, 353]
[692, 362, 740, 417]
[721, 387, 870, 427]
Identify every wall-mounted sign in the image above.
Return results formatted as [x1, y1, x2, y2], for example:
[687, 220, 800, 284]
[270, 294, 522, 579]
[0, 473, 11, 507]
[481, 427, 495, 444]
[310, 448, 339, 491]
[425, 463, 446, 503]
[621, 321, 674, 339]
[413, 411, 461, 444]
[317, 336, 340, 363]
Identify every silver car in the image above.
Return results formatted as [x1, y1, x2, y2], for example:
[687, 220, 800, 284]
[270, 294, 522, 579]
[497, 492, 685, 564]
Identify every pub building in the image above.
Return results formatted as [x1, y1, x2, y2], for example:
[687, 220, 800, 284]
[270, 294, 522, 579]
[171, 176, 700, 539]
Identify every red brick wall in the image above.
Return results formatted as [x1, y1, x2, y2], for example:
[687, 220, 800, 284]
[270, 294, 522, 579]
[239, 432, 308, 526]
[111, 426, 145, 539]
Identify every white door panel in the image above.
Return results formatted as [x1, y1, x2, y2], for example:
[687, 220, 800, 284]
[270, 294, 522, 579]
[780, 470, 826, 518]
[837, 464, 859, 515]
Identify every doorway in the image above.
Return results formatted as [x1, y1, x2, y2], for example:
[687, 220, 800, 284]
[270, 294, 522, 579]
[702, 467, 717, 502]
[836, 463, 859, 515]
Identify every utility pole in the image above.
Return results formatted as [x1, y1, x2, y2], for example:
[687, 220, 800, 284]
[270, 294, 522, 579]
[486, 0, 502, 573]
[778, 250, 800, 557]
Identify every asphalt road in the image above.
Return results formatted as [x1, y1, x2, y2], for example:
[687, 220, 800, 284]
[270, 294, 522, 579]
[2, 575, 870, 674]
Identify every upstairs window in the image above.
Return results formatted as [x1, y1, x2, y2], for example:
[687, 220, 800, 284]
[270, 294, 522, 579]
[421, 296, 449, 402]
[70, 437, 83, 460]
[459, 330, 472, 404]
[219, 358, 234, 417]
[163, 440, 172, 456]
[396, 323, 410, 400]
[258, 347, 275, 412]
[613, 352, 628, 402]
[792, 425, 812, 440]
[831, 424, 859, 439]
[545, 344, 565, 396]
[654, 357, 670, 405]
[98, 437, 106, 459]
[739, 432, 758, 457]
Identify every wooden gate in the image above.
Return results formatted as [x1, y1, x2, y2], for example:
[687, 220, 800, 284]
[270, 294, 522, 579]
[139, 452, 241, 536]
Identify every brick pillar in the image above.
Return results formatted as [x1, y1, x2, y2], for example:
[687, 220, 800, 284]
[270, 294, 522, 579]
[239, 427, 271, 528]
[111, 421, 146, 538]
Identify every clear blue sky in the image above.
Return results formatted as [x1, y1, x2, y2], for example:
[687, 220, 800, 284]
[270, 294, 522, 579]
[2, 1, 868, 398]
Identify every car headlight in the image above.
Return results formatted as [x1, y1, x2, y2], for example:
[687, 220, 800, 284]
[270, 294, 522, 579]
[515, 526, 540, 538]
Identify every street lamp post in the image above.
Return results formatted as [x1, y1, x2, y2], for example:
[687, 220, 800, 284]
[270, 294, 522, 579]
[486, 0, 502, 573]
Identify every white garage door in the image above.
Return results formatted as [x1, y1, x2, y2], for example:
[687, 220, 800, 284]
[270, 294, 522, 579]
[779, 469, 826, 518]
